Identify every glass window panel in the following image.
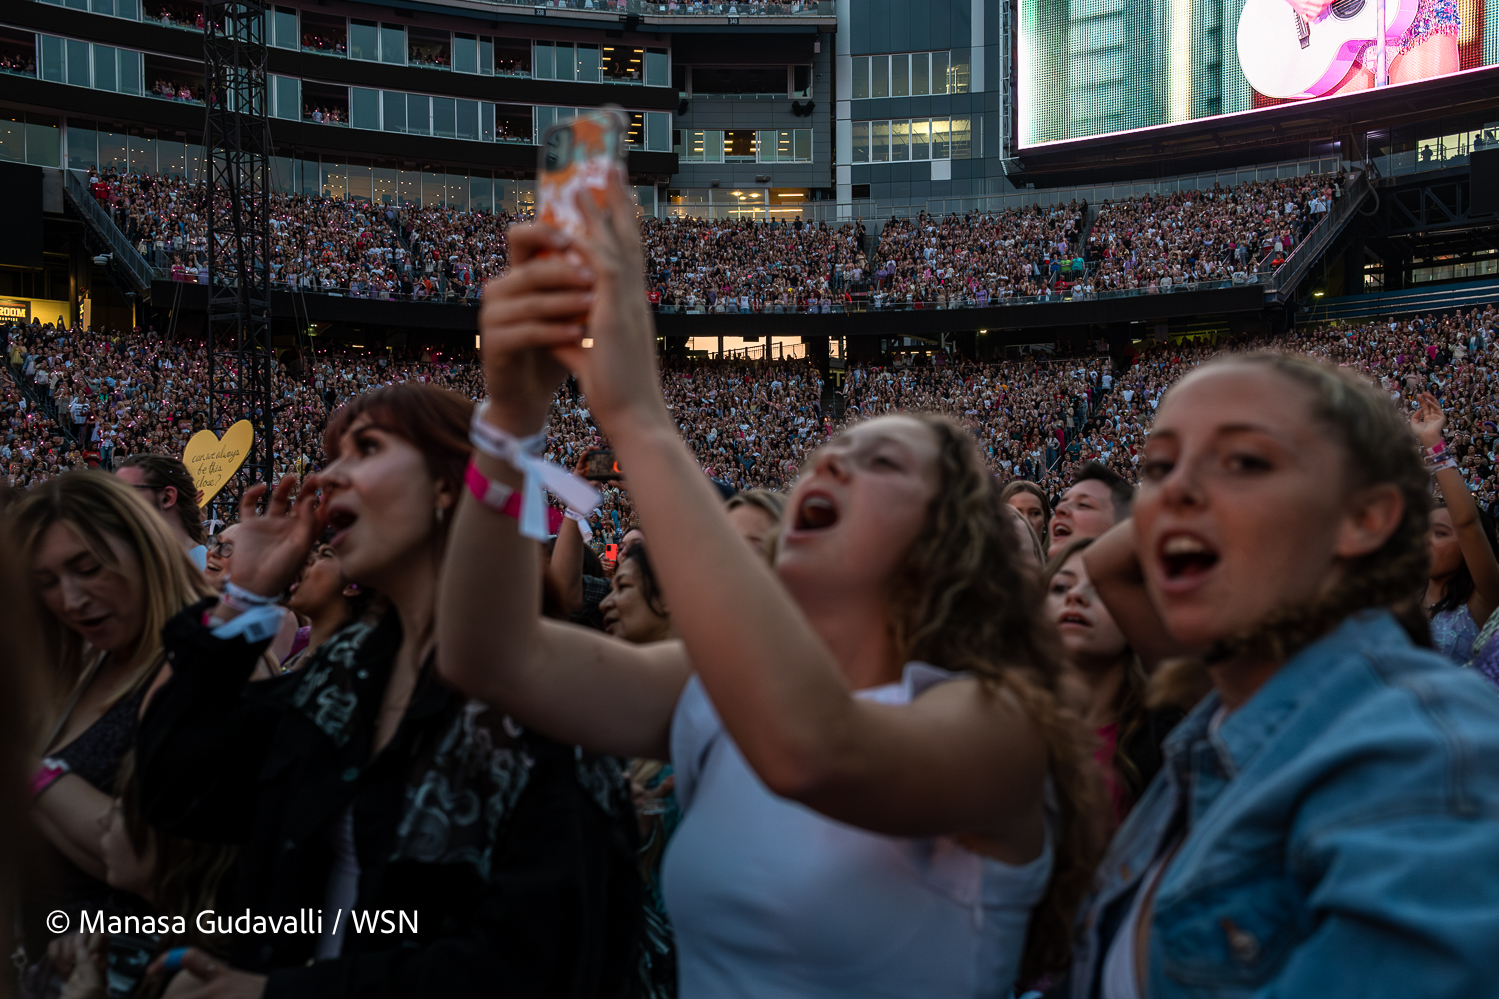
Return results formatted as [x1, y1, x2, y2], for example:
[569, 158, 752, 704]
[794, 128, 810, 162]
[555, 43, 574, 81]
[347, 162, 371, 201]
[495, 103, 529, 143]
[931, 117, 949, 159]
[792, 64, 811, 98]
[446, 172, 467, 209]
[432, 97, 457, 138]
[98, 131, 126, 170]
[532, 41, 553, 79]
[480, 101, 494, 142]
[478, 37, 492, 75]
[470, 174, 492, 211]
[0, 118, 21, 164]
[572, 43, 596, 82]
[382, 90, 405, 133]
[380, 25, 405, 64]
[279, 76, 299, 120]
[778, 129, 793, 162]
[374, 166, 397, 204]
[724, 130, 755, 162]
[118, 0, 140, 18]
[65, 0, 85, 10]
[912, 52, 929, 96]
[407, 93, 430, 135]
[92, 0, 114, 17]
[454, 35, 477, 74]
[93, 46, 117, 92]
[269, 154, 293, 192]
[931, 51, 949, 95]
[646, 111, 669, 152]
[495, 41, 528, 75]
[186, 143, 204, 184]
[456, 99, 478, 141]
[852, 56, 868, 100]
[645, 48, 668, 87]
[851, 121, 869, 162]
[273, 8, 297, 49]
[421, 170, 443, 206]
[892, 54, 908, 97]
[350, 87, 378, 129]
[756, 130, 777, 162]
[127, 134, 154, 172]
[891, 120, 909, 160]
[872, 120, 889, 162]
[704, 130, 723, 162]
[68, 121, 96, 169]
[950, 53, 969, 93]
[950, 116, 971, 159]
[27, 123, 60, 167]
[41, 35, 63, 82]
[66, 38, 89, 86]
[910, 118, 929, 160]
[872, 56, 888, 98]
[349, 21, 377, 61]
[322, 161, 346, 199]
[398, 168, 420, 205]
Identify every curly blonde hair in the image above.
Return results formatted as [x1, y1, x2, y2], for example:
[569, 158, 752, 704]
[887, 413, 1106, 981]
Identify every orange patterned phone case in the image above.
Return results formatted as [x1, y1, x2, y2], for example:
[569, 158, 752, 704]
[536, 106, 629, 247]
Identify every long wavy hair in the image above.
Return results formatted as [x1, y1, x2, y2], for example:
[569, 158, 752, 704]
[1150, 352, 1432, 706]
[885, 413, 1106, 982]
[11, 472, 215, 730]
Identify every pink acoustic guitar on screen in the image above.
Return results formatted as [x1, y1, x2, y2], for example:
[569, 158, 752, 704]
[1237, 0, 1418, 98]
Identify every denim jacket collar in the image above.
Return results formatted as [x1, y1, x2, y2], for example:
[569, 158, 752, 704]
[1161, 610, 1406, 788]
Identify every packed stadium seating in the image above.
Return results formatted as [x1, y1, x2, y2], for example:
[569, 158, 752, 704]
[9, 300, 1499, 542]
[85, 167, 1350, 313]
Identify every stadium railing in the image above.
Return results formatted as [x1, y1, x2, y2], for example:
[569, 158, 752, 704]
[63, 170, 158, 295]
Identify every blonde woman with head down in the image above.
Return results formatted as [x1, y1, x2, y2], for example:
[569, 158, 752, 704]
[14, 472, 213, 980]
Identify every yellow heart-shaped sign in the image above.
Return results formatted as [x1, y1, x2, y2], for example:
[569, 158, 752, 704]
[182, 420, 255, 507]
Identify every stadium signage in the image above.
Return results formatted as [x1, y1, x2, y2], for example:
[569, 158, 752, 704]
[0, 300, 30, 322]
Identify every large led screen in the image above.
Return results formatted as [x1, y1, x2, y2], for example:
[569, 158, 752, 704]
[1019, 0, 1495, 146]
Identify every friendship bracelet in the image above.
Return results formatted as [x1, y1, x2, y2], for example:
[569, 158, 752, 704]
[466, 461, 569, 534]
[29, 757, 70, 801]
[222, 579, 278, 612]
[469, 401, 601, 540]
[1425, 439, 1449, 459]
[1427, 456, 1459, 474]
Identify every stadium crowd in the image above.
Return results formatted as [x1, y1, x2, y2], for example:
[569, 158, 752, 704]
[8, 301, 1499, 542]
[83, 168, 1352, 312]
[6, 191, 1499, 999]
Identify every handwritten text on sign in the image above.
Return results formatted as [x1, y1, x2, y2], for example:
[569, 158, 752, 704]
[182, 421, 254, 506]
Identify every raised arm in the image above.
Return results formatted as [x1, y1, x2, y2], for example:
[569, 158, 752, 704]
[505, 172, 1048, 843]
[1412, 393, 1499, 625]
[435, 222, 689, 761]
[1083, 518, 1193, 670]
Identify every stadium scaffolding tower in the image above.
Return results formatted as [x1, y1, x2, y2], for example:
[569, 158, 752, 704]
[203, 0, 274, 527]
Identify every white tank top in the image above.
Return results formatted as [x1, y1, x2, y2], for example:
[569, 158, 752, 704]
[662, 663, 1053, 999]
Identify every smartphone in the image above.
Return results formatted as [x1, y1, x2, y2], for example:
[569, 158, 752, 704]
[583, 448, 623, 481]
[537, 106, 630, 249]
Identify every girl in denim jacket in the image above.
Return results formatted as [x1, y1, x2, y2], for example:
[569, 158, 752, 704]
[1069, 352, 1499, 999]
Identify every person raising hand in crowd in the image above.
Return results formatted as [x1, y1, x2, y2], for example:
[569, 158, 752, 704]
[1410, 391, 1499, 665]
[440, 168, 1104, 998]
[133, 383, 642, 999]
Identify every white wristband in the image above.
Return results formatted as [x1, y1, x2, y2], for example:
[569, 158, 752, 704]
[470, 401, 602, 541]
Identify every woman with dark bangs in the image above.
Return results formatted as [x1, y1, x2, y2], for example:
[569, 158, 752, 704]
[133, 382, 641, 999]
[439, 174, 1104, 997]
